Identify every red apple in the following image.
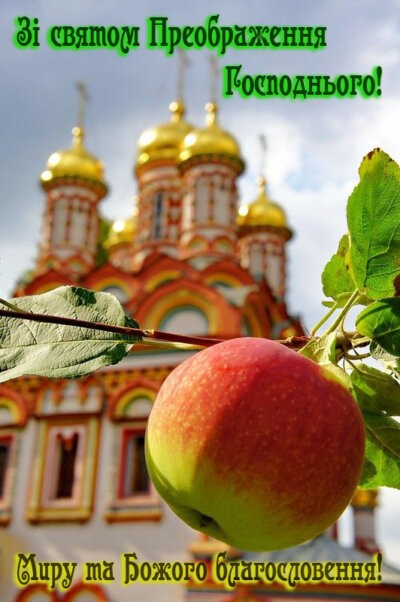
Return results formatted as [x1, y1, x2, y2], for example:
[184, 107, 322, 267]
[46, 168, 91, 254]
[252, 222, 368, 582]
[145, 337, 365, 551]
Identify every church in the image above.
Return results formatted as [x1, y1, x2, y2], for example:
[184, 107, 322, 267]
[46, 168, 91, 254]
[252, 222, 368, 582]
[0, 83, 399, 601]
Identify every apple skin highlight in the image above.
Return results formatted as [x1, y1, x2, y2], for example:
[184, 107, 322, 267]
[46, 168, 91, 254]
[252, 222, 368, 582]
[145, 337, 366, 551]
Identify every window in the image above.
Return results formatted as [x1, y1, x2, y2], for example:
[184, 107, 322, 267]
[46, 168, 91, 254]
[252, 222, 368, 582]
[152, 191, 164, 239]
[159, 305, 209, 336]
[0, 386, 26, 526]
[119, 431, 150, 498]
[38, 424, 86, 510]
[0, 434, 14, 525]
[27, 379, 102, 523]
[0, 437, 11, 501]
[105, 381, 162, 522]
[54, 432, 79, 499]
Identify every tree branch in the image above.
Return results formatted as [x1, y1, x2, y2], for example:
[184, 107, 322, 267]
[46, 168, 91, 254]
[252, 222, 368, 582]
[0, 308, 369, 353]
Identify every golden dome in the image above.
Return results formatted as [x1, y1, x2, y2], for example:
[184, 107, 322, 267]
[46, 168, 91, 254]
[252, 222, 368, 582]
[136, 100, 193, 171]
[103, 210, 138, 251]
[180, 102, 244, 172]
[40, 127, 106, 189]
[237, 177, 288, 229]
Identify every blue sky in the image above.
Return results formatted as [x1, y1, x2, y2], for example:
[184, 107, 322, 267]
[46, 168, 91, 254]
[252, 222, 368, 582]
[1, 0, 400, 569]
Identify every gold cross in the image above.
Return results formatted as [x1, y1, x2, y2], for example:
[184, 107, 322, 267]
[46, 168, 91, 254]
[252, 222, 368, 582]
[177, 48, 190, 101]
[209, 55, 219, 102]
[76, 82, 90, 130]
[259, 134, 267, 178]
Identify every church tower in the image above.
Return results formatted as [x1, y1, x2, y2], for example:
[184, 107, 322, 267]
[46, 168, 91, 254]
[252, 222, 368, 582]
[134, 99, 193, 268]
[351, 488, 380, 555]
[39, 84, 107, 278]
[104, 207, 138, 271]
[237, 140, 291, 300]
[132, 54, 194, 269]
[179, 101, 244, 263]
[178, 58, 244, 264]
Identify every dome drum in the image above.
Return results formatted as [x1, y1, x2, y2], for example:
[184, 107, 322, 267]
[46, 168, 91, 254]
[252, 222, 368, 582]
[178, 152, 244, 175]
[238, 222, 292, 241]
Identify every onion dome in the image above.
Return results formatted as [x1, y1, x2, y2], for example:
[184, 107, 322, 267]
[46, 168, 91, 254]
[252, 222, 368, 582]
[237, 176, 290, 231]
[180, 102, 244, 173]
[40, 126, 107, 192]
[103, 210, 138, 252]
[136, 100, 193, 172]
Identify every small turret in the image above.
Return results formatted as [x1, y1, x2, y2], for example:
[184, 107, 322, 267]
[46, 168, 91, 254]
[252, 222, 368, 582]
[103, 208, 138, 270]
[179, 100, 244, 263]
[351, 488, 380, 555]
[132, 54, 194, 268]
[237, 138, 291, 300]
[38, 84, 107, 278]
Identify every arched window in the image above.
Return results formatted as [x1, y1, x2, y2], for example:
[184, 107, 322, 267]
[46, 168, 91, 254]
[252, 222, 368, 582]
[27, 380, 102, 524]
[106, 381, 162, 522]
[0, 437, 11, 499]
[159, 305, 209, 336]
[0, 387, 27, 525]
[54, 432, 80, 499]
[119, 430, 149, 498]
[152, 191, 164, 239]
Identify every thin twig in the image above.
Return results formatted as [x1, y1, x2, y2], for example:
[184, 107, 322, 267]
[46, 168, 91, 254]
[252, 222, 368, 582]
[344, 351, 372, 360]
[0, 307, 316, 351]
[0, 308, 371, 353]
[0, 308, 221, 348]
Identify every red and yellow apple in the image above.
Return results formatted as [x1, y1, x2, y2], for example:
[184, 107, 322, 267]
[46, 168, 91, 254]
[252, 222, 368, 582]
[145, 337, 365, 551]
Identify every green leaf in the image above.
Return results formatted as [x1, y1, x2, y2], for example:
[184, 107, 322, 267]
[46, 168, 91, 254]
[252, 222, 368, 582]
[370, 340, 398, 362]
[299, 332, 337, 364]
[356, 297, 400, 356]
[351, 365, 400, 415]
[359, 412, 400, 489]
[0, 286, 140, 382]
[321, 235, 356, 306]
[347, 148, 400, 300]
